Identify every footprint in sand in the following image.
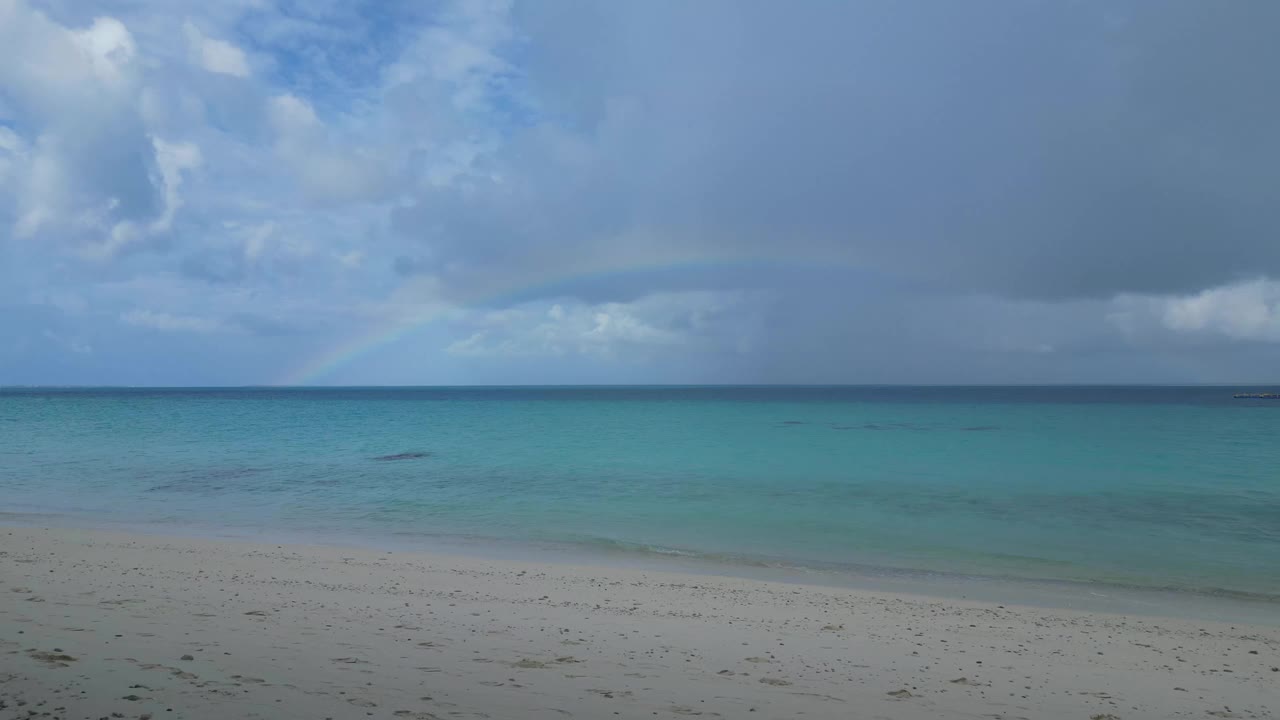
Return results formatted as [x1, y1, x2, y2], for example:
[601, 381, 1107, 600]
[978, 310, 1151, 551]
[393, 712, 443, 720]
[758, 677, 792, 686]
[744, 657, 771, 663]
[347, 698, 378, 708]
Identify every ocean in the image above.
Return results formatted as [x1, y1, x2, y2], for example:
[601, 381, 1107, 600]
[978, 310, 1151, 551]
[2, 386, 1278, 608]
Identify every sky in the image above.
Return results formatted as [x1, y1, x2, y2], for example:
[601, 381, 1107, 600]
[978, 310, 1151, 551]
[1, 0, 1279, 386]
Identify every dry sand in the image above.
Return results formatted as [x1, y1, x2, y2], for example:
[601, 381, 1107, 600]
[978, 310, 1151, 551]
[1, 526, 1276, 720]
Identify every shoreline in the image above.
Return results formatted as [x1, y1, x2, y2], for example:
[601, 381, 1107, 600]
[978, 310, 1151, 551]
[3, 510, 1277, 627]
[3, 525, 1278, 720]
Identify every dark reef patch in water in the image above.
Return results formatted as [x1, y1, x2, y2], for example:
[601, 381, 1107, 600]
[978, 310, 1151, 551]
[373, 452, 433, 461]
[147, 467, 265, 493]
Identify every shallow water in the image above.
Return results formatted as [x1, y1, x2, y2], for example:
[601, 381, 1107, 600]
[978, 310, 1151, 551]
[2, 386, 1278, 603]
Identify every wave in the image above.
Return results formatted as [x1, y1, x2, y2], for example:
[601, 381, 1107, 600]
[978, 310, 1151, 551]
[547, 534, 1280, 606]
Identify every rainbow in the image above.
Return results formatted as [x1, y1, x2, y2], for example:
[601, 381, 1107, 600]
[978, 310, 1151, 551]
[277, 253, 858, 386]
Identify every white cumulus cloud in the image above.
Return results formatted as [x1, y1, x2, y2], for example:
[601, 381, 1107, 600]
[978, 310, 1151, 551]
[1159, 279, 1280, 341]
[1110, 278, 1280, 343]
[0, 1, 200, 258]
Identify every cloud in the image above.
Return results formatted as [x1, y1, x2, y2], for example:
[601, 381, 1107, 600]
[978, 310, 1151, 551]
[333, 249, 364, 268]
[41, 329, 92, 355]
[227, 311, 298, 337]
[0, 125, 25, 210]
[0, 2, 192, 258]
[151, 138, 202, 229]
[1111, 279, 1280, 343]
[120, 309, 221, 333]
[385, 0, 517, 116]
[70, 16, 137, 86]
[77, 136, 202, 260]
[266, 93, 394, 204]
[386, 1, 1280, 304]
[184, 21, 250, 78]
[446, 291, 757, 359]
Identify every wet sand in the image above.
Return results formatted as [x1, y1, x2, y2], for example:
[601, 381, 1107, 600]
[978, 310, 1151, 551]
[1, 526, 1277, 719]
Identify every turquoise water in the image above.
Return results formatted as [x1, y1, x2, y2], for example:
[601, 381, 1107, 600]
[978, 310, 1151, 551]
[2, 387, 1278, 599]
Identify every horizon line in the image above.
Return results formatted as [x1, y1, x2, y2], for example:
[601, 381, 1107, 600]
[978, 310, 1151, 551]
[2, 382, 1278, 390]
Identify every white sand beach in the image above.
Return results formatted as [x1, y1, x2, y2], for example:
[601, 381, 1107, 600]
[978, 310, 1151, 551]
[2, 526, 1276, 720]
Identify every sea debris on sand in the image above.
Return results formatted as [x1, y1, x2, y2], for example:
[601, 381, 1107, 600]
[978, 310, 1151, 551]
[27, 650, 77, 667]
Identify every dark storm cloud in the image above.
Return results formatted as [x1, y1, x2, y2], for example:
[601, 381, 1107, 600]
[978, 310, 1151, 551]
[391, 0, 1280, 303]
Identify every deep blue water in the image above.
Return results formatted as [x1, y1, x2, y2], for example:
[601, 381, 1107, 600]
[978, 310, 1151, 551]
[2, 386, 1278, 599]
